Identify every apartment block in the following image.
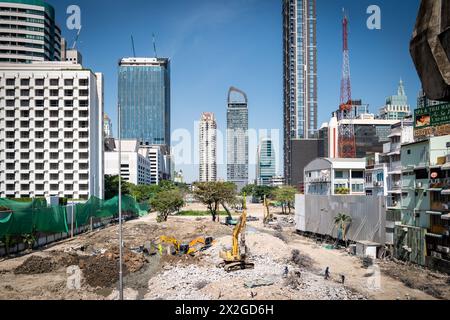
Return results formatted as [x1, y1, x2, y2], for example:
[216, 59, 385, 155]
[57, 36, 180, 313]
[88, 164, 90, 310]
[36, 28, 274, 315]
[0, 61, 104, 199]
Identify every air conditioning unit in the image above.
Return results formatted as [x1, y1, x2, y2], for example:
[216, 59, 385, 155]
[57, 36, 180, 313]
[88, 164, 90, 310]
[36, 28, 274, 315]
[417, 182, 423, 188]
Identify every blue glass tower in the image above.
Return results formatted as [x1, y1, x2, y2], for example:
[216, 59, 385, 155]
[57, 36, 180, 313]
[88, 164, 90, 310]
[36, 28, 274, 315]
[118, 58, 171, 146]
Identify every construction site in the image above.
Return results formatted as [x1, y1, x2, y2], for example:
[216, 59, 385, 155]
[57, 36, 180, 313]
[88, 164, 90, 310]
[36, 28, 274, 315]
[0, 201, 449, 301]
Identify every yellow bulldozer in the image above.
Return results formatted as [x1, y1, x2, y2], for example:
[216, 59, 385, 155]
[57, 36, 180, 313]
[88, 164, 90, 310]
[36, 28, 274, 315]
[219, 195, 255, 272]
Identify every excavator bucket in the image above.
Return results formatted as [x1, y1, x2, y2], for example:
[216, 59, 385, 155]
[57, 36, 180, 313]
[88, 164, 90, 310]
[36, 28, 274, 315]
[410, 0, 450, 101]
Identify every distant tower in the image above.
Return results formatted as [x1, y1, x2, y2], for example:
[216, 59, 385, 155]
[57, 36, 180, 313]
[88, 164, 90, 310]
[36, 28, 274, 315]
[256, 138, 276, 186]
[104, 113, 113, 138]
[379, 79, 411, 120]
[227, 87, 249, 189]
[283, 0, 318, 183]
[199, 112, 217, 182]
[338, 10, 356, 158]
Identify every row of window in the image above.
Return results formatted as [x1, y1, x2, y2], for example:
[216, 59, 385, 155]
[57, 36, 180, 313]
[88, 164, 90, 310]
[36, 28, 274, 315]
[5, 88, 89, 96]
[5, 173, 89, 181]
[5, 120, 89, 128]
[5, 131, 89, 139]
[5, 151, 89, 160]
[4, 99, 89, 108]
[5, 78, 89, 86]
[5, 162, 89, 171]
[4, 109, 89, 118]
[5, 141, 88, 149]
[5, 184, 89, 192]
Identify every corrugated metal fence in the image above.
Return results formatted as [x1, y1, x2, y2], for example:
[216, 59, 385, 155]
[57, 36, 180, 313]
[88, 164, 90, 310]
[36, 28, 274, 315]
[296, 194, 386, 244]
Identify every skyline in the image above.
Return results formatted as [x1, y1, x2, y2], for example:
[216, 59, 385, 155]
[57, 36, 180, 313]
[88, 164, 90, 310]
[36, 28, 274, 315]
[50, 0, 422, 183]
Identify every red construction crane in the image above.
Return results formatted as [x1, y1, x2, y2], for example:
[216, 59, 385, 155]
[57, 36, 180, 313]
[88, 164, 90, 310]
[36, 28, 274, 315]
[338, 10, 356, 159]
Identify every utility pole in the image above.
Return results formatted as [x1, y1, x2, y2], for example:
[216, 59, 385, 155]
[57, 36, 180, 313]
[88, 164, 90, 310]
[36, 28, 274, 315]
[118, 103, 124, 300]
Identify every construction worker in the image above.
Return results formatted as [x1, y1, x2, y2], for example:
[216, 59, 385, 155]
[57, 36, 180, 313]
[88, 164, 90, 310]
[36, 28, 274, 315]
[324, 267, 330, 280]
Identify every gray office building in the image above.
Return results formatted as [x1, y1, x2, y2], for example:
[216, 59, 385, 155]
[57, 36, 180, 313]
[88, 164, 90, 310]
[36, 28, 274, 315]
[227, 87, 249, 190]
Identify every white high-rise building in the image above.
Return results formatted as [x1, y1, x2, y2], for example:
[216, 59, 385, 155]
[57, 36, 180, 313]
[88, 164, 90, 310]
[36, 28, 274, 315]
[199, 112, 217, 182]
[0, 61, 104, 199]
[0, 0, 62, 63]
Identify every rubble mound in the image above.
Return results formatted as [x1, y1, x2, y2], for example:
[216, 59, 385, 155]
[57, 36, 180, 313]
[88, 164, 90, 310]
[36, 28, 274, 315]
[14, 256, 55, 275]
[79, 247, 147, 288]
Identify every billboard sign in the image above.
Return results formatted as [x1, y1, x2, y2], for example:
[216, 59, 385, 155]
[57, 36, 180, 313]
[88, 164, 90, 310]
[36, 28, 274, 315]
[414, 103, 450, 138]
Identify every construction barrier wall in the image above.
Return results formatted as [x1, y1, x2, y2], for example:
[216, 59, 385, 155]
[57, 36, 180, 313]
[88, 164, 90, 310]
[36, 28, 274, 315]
[295, 194, 386, 244]
[0, 196, 150, 255]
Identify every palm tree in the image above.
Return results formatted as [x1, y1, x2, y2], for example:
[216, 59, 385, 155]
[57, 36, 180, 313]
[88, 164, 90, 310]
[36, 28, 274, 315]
[334, 213, 352, 245]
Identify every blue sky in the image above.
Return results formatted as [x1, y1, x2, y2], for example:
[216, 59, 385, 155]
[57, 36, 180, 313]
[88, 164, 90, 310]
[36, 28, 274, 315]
[51, 0, 421, 183]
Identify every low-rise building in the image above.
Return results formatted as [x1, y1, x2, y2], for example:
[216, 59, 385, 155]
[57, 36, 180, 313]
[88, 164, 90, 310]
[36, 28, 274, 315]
[105, 140, 151, 185]
[304, 158, 366, 196]
[395, 135, 450, 271]
[365, 153, 388, 197]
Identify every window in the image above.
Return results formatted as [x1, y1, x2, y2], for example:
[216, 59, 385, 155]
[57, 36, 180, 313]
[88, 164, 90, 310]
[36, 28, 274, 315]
[64, 79, 73, 86]
[35, 142, 44, 149]
[35, 100, 44, 107]
[50, 184, 59, 191]
[79, 79, 89, 86]
[6, 142, 15, 149]
[20, 152, 29, 160]
[20, 174, 29, 180]
[64, 174, 73, 180]
[352, 184, 364, 193]
[50, 89, 59, 96]
[35, 89, 44, 97]
[20, 89, 29, 96]
[79, 100, 88, 107]
[50, 142, 59, 149]
[64, 163, 73, 170]
[6, 131, 15, 139]
[35, 163, 44, 170]
[335, 171, 344, 179]
[20, 163, 29, 170]
[79, 89, 89, 96]
[64, 153, 73, 160]
[64, 89, 73, 97]
[6, 89, 15, 96]
[6, 163, 15, 170]
[50, 110, 59, 118]
[50, 153, 59, 160]
[35, 110, 44, 118]
[64, 142, 73, 149]
[35, 152, 44, 160]
[35, 174, 44, 181]
[64, 110, 73, 117]
[415, 169, 428, 180]
[64, 100, 73, 108]
[6, 78, 15, 86]
[6, 100, 15, 107]
[50, 131, 59, 138]
[20, 79, 29, 86]
[20, 132, 29, 138]
[50, 100, 59, 107]
[407, 150, 411, 155]
[351, 171, 364, 179]
[35, 131, 44, 139]
[6, 174, 15, 180]
[50, 79, 59, 86]
[6, 110, 15, 117]
[79, 110, 88, 117]
[20, 100, 29, 107]
[35, 79, 44, 86]
[20, 142, 29, 149]
[64, 132, 73, 139]
[50, 163, 59, 170]
[79, 142, 88, 149]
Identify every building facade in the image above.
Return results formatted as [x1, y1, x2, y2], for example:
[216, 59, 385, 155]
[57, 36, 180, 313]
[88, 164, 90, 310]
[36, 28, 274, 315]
[379, 80, 411, 120]
[199, 112, 217, 182]
[324, 113, 399, 159]
[0, 0, 62, 63]
[283, 0, 318, 184]
[227, 87, 248, 189]
[118, 57, 170, 147]
[256, 138, 276, 186]
[395, 135, 450, 270]
[304, 158, 366, 196]
[0, 61, 104, 199]
[365, 153, 388, 197]
[104, 140, 151, 186]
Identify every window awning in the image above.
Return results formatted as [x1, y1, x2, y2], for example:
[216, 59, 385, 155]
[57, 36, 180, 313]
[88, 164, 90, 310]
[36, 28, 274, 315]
[388, 132, 401, 138]
[428, 188, 443, 192]
[442, 190, 450, 195]
[442, 214, 450, 220]
[426, 233, 443, 239]
[426, 211, 442, 215]
[388, 151, 401, 156]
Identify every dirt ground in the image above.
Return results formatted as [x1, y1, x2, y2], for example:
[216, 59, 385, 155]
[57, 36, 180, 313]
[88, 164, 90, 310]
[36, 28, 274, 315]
[0, 202, 448, 300]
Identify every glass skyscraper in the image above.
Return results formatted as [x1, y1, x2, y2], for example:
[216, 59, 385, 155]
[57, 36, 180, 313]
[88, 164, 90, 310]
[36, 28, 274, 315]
[283, 0, 317, 184]
[256, 138, 276, 186]
[227, 87, 249, 190]
[118, 58, 170, 147]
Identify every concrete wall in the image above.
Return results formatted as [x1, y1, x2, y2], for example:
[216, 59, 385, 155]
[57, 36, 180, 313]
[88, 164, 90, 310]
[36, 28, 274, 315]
[296, 194, 386, 244]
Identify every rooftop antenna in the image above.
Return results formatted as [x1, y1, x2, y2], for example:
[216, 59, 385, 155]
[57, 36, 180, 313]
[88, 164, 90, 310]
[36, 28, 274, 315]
[152, 33, 158, 58]
[71, 26, 82, 50]
[131, 35, 136, 57]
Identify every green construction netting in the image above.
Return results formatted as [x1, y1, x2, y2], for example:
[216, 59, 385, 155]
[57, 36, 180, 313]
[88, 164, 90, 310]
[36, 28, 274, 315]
[0, 196, 150, 238]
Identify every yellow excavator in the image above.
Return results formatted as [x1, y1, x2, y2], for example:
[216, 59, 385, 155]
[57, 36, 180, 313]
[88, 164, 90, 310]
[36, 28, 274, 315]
[160, 236, 214, 256]
[263, 195, 274, 226]
[219, 194, 255, 272]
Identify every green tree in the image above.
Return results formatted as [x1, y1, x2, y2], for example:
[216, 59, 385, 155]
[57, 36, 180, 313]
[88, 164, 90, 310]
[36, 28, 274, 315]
[193, 182, 237, 222]
[334, 213, 352, 243]
[274, 186, 297, 214]
[104, 175, 132, 200]
[150, 189, 185, 222]
[129, 184, 161, 203]
[253, 185, 276, 202]
[241, 184, 256, 197]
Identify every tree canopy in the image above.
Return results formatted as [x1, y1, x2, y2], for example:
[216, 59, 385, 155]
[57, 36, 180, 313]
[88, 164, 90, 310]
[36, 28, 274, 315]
[193, 182, 237, 222]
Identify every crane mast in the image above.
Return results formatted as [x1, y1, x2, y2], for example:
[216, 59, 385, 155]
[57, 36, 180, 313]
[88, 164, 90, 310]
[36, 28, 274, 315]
[338, 10, 356, 159]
